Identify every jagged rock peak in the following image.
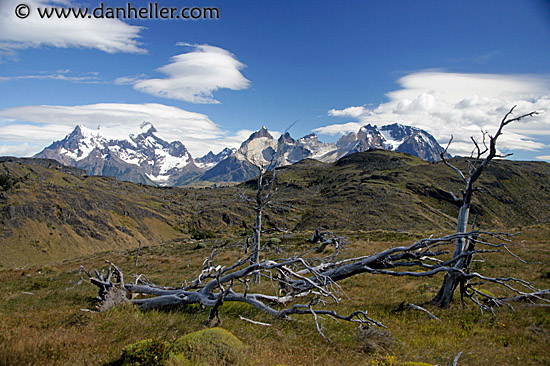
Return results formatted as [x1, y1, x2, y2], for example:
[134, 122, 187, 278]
[245, 126, 273, 142]
[34, 122, 200, 187]
[360, 124, 379, 132]
[139, 121, 156, 132]
[336, 132, 358, 148]
[381, 123, 418, 140]
[195, 147, 236, 169]
[71, 125, 84, 135]
[298, 133, 318, 141]
[278, 132, 295, 144]
[132, 122, 158, 139]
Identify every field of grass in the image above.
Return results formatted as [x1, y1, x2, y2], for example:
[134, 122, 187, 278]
[1, 225, 549, 366]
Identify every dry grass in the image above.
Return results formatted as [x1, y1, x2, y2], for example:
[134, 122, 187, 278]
[1, 226, 549, 365]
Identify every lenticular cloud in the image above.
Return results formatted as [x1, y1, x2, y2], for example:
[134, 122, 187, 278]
[0, 0, 145, 55]
[133, 44, 251, 104]
[315, 71, 550, 157]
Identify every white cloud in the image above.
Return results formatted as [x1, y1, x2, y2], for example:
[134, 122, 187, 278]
[314, 121, 363, 136]
[328, 106, 368, 118]
[131, 44, 250, 103]
[0, 142, 34, 156]
[0, 103, 248, 157]
[0, 0, 145, 56]
[536, 155, 550, 162]
[315, 71, 550, 157]
[0, 70, 101, 83]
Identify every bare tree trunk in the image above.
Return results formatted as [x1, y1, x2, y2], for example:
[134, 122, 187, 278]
[240, 157, 278, 284]
[134, 240, 142, 267]
[252, 207, 261, 283]
[432, 199, 471, 306]
[432, 106, 538, 307]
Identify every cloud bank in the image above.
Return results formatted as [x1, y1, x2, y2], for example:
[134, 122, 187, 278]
[125, 44, 250, 103]
[0, 103, 249, 157]
[0, 0, 144, 56]
[315, 71, 550, 157]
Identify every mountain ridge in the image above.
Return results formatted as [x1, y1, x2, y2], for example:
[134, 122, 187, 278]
[34, 122, 450, 186]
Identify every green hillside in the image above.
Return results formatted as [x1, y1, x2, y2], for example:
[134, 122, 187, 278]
[1, 150, 550, 266]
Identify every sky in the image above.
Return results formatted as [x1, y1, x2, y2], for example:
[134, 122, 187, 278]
[0, 0, 549, 161]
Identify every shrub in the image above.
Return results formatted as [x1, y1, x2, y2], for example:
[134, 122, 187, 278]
[121, 338, 171, 366]
[357, 325, 394, 354]
[172, 327, 245, 366]
[189, 226, 215, 240]
[267, 238, 281, 246]
[0, 173, 15, 191]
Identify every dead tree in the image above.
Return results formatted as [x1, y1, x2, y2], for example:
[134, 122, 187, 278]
[82, 108, 548, 336]
[83, 229, 549, 339]
[238, 154, 278, 283]
[432, 106, 539, 307]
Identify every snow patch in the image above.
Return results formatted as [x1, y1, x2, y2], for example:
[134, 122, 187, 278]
[380, 130, 402, 150]
[155, 148, 190, 174]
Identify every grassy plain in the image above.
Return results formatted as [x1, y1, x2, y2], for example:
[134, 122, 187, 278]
[1, 225, 549, 366]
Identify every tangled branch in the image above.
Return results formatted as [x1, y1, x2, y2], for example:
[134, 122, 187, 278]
[82, 230, 547, 337]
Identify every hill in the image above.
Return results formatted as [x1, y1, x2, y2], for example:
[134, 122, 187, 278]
[1, 152, 550, 365]
[1, 150, 550, 266]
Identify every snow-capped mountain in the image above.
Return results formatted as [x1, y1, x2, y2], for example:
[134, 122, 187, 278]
[34, 122, 202, 186]
[200, 123, 449, 182]
[34, 122, 449, 186]
[195, 147, 236, 170]
[319, 123, 447, 163]
[277, 132, 336, 166]
[201, 126, 277, 182]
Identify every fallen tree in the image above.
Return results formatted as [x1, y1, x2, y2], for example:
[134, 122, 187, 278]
[82, 229, 549, 338]
[82, 107, 549, 337]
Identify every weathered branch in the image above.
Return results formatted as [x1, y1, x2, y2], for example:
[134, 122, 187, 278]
[83, 228, 547, 336]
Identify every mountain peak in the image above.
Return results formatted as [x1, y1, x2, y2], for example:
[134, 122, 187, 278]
[336, 131, 358, 148]
[195, 147, 236, 170]
[139, 121, 157, 134]
[381, 123, 418, 141]
[278, 132, 295, 144]
[299, 133, 318, 141]
[34, 123, 199, 187]
[360, 124, 379, 132]
[68, 124, 93, 138]
[244, 126, 274, 143]
[140, 121, 154, 129]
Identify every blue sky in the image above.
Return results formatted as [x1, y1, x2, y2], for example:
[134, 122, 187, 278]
[0, 0, 549, 160]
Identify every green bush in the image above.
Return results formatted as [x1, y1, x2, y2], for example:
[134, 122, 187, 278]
[189, 226, 215, 240]
[165, 353, 189, 366]
[267, 238, 281, 246]
[121, 338, 171, 366]
[0, 173, 15, 191]
[172, 327, 245, 366]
